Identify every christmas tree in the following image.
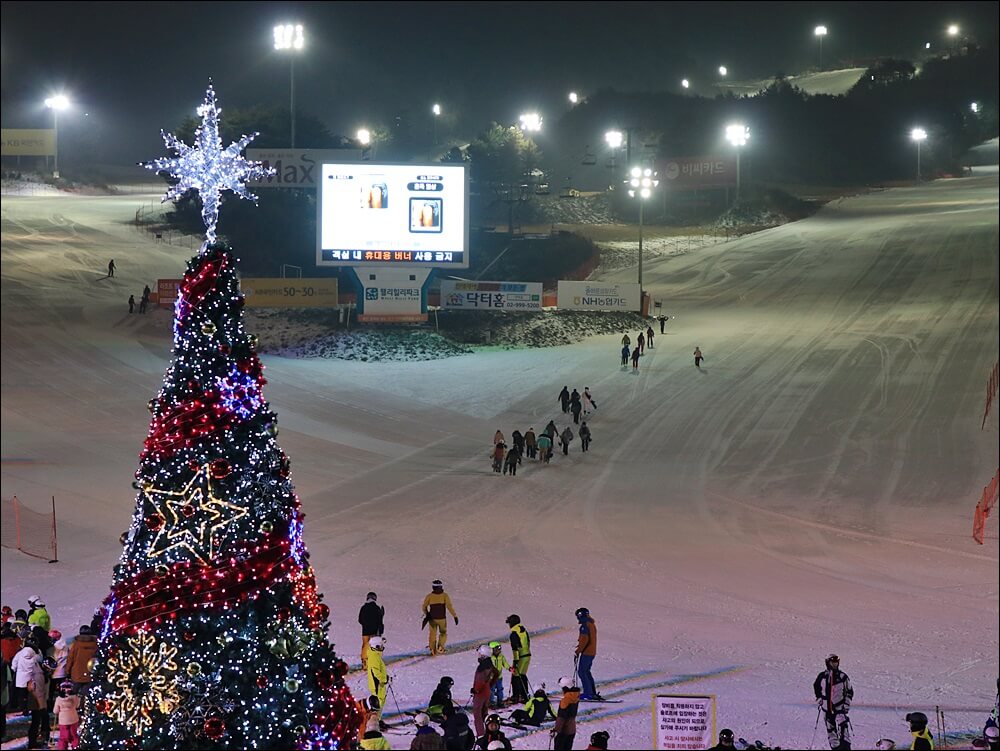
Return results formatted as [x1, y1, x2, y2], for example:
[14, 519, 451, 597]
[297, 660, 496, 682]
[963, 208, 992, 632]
[79, 86, 358, 750]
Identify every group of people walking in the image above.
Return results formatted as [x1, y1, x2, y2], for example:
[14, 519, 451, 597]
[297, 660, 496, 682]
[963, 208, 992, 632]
[491, 395, 594, 475]
[127, 284, 152, 314]
[620, 324, 705, 372]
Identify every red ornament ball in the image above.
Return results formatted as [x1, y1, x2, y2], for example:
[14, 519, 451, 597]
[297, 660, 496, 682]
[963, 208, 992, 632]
[145, 514, 164, 531]
[317, 603, 330, 621]
[203, 716, 226, 740]
[182, 504, 197, 518]
[256, 675, 268, 688]
[276, 607, 291, 621]
[188, 460, 201, 472]
[316, 668, 334, 690]
[182, 630, 196, 642]
[210, 459, 231, 479]
[95, 699, 110, 714]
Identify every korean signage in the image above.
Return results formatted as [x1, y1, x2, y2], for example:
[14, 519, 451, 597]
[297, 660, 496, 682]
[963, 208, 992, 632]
[557, 281, 641, 312]
[157, 279, 183, 307]
[245, 149, 363, 189]
[652, 694, 716, 750]
[1, 129, 55, 157]
[659, 155, 735, 189]
[440, 280, 543, 311]
[350, 267, 430, 322]
[240, 278, 338, 308]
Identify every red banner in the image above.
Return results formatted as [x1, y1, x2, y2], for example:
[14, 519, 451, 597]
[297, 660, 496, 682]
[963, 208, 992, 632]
[982, 361, 999, 430]
[972, 468, 999, 545]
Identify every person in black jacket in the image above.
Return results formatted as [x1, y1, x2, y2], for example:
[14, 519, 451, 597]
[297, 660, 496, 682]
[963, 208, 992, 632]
[509, 688, 555, 727]
[579, 422, 592, 452]
[707, 728, 736, 750]
[558, 386, 570, 413]
[813, 654, 853, 750]
[358, 592, 385, 671]
[441, 704, 475, 750]
[428, 676, 456, 721]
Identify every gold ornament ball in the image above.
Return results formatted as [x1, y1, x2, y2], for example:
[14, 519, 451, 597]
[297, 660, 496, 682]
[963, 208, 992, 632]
[187, 661, 202, 676]
[155, 565, 169, 578]
[260, 520, 274, 534]
[294, 725, 306, 736]
[87, 657, 98, 672]
[202, 322, 217, 335]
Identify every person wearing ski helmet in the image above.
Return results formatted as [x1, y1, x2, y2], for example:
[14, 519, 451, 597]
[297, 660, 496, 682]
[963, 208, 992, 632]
[359, 712, 391, 750]
[26, 597, 49, 632]
[552, 676, 581, 751]
[574, 607, 602, 700]
[509, 687, 556, 727]
[985, 724, 1000, 751]
[586, 729, 611, 750]
[475, 713, 512, 750]
[487, 641, 509, 707]
[366, 636, 389, 716]
[906, 712, 934, 750]
[411, 711, 446, 750]
[423, 580, 458, 656]
[813, 653, 853, 750]
[427, 675, 456, 721]
[505, 614, 531, 704]
[709, 728, 736, 750]
[358, 591, 385, 671]
[471, 646, 499, 737]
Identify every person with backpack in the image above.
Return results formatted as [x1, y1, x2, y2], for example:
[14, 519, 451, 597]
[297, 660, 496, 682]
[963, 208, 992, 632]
[579, 422, 592, 452]
[694, 346, 704, 368]
[636, 331, 645, 355]
[631, 345, 641, 370]
[646, 324, 655, 349]
[358, 592, 385, 671]
[570, 396, 583, 425]
[510, 430, 524, 457]
[620, 343, 630, 368]
[582, 388, 596, 416]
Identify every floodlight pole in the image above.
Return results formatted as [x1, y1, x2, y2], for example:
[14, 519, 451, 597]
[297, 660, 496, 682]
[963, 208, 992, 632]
[290, 55, 296, 148]
[638, 198, 644, 292]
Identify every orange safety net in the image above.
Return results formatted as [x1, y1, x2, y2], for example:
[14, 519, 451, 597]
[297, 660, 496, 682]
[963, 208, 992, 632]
[0, 496, 57, 561]
[972, 468, 1000, 545]
[983, 361, 999, 430]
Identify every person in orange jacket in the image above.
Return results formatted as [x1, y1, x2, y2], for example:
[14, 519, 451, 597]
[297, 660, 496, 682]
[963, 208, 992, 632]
[574, 607, 602, 700]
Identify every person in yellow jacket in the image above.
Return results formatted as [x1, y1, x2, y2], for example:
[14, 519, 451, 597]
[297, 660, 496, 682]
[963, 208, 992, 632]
[359, 714, 392, 750]
[506, 614, 531, 704]
[488, 641, 510, 707]
[367, 636, 389, 717]
[906, 712, 934, 750]
[421, 580, 458, 656]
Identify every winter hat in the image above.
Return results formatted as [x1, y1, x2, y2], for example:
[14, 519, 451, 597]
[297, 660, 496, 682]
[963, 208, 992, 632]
[590, 730, 610, 749]
[14, 609, 27, 620]
[906, 712, 929, 731]
[48, 629, 62, 641]
[1, 605, 11, 615]
[874, 740, 897, 751]
[79, 624, 94, 636]
[432, 579, 443, 590]
[59, 680, 74, 693]
[534, 688, 547, 698]
[414, 712, 430, 727]
[487, 742, 505, 751]
[366, 592, 377, 602]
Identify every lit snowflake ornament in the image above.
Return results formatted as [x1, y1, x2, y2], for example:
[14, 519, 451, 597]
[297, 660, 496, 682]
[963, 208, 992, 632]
[143, 84, 274, 244]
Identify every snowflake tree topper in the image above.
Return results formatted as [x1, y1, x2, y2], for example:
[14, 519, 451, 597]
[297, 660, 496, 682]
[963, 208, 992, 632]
[143, 84, 274, 244]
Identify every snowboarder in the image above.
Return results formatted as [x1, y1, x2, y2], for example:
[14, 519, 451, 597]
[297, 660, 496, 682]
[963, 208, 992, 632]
[570, 397, 583, 425]
[107, 259, 116, 278]
[128, 294, 135, 314]
[636, 331, 645, 355]
[503, 447, 520, 476]
[708, 728, 736, 750]
[427, 676, 456, 721]
[492, 443, 505, 473]
[574, 607, 601, 700]
[582, 388, 596, 416]
[559, 426, 574, 455]
[906, 712, 934, 751]
[552, 676, 581, 751]
[579, 422, 592, 452]
[694, 346, 704, 368]
[524, 428, 537, 460]
[558, 386, 570, 413]
[646, 325, 655, 348]
[510, 688, 555, 727]
[475, 713, 512, 750]
[621, 333, 630, 347]
[587, 730, 611, 750]
[411, 712, 446, 750]
[505, 614, 531, 704]
[366, 635, 389, 715]
[471, 646, 499, 737]
[488, 641, 509, 707]
[423, 580, 458, 656]
[621, 344, 630, 367]
[537, 433, 553, 463]
[358, 592, 385, 671]
[631, 346, 641, 370]
[813, 654, 853, 751]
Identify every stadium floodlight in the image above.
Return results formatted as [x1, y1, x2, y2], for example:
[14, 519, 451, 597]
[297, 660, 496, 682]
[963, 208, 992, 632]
[626, 166, 659, 294]
[432, 103, 441, 144]
[357, 128, 371, 146]
[568, 92, 579, 104]
[44, 94, 70, 178]
[947, 24, 959, 36]
[925, 42, 931, 50]
[718, 65, 728, 77]
[970, 102, 980, 114]
[910, 127, 927, 180]
[605, 130, 624, 150]
[681, 78, 690, 89]
[725, 123, 750, 202]
[519, 112, 542, 132]
[273, 23, 305, 148]
[814, 25, 828, 68]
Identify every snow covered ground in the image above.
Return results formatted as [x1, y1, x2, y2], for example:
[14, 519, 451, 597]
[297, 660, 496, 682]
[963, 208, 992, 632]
[713, 67, 868, 97]
[2, 162, 998, 749]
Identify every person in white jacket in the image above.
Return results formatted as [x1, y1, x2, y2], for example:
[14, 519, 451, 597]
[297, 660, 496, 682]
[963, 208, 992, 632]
[12, 637, 49, 748]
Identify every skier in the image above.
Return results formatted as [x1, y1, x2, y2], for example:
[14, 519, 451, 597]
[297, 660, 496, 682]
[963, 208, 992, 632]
[475, 714, 512, 750]
[358, 591, 385, 671]
[427, 676, 456, 721]
[582, 388, 596, 416]
[128, 294, 135, 314]
[694, 346, 704, 368]
[509, 688, 555, 727]
[646, 324, 655, 348]
[631, 345, 641, 370]
[621, 332, 630, 347]
[621, 343, 630, 368]
[570, 396, 583, 425]
[579, 422, 592, 452]
[510, 430, 524, 456]
[537, 433, 553, 464]
[551, 676, 581, 751]
[524, 428, 537, 460]
[708, 728, 736, 750]
[813, 654, 853, 751]
[488, 641, 509, 707]
[559, 426, 574, 455]
[411, 711, 447, 750]
[575, 607, 601, 700]
[471, 645, 499, 737]
[107, 259, 116, 278]
[491, 443, 505, 473]
[905, 712, 934, 750]
[505, 614, 531, 704]
[636, 331, 645, 355]
[503, 447, 520, 477]
[558, 386, 571, 413]
[366, 636, 389, 718]
[587, 730, 611, 750]
[493, 430, 505, 446]
[422, 580, 458, 656]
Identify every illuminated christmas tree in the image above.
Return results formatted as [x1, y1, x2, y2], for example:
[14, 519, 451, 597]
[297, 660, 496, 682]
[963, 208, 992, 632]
[79, 86, 358, 750]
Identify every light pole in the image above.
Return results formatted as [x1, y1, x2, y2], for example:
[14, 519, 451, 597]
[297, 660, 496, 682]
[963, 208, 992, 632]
[518, 113, 542, 132]
[910, 127, 927, 180]
[718, 65, 728, 77]
[628, 166, 658, 296]
[725, 123, 750, 203]
[273, 23, 304, 148]
[44, 94, 70, 179]
[814, 25, 828, 69]
[432, 103, 441, 145]
[605, 130, 623, 190]
[681, 78, 690, 90]
[568, 91, 579, 105]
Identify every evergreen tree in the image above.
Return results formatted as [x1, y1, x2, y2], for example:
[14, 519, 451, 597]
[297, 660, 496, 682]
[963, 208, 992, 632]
[79, 86, 357, 750]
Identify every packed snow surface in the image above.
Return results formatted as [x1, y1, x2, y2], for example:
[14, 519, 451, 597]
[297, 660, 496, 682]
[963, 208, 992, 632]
[1, 169, 998, 749]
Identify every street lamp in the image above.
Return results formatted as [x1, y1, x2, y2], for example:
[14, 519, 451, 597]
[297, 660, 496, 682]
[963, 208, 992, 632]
[725, 123, 750, 203]
[947, 24, 959, 36]
[681, 78, 690, 89]
[519, 113, 542, 132]
[44, 94, 70, 179]
[273, 23, 305, 148]
[568, 91, 579, 104]
[910, 127, 927, 180]
[605, 130, 624, 189]
[627, 166, 658, 295]
[814, 25, 828, 69]
[718, 65, 728, 77]
[432, 103, 441, 144]
[970, 102, 980, 114]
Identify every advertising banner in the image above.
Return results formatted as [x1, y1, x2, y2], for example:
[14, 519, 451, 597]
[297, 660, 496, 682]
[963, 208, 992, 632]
[245, 149, 363, 189]
[440, 280, 543, 310]
[1, 129, 55, 157]
[557, 281, 641, 312]
[652, 694, 716, 750]
[239, 278, 338, 308]
[659, 155, 736, 189]
[349, 267, 431, 321]
[157, 279, 183, 307]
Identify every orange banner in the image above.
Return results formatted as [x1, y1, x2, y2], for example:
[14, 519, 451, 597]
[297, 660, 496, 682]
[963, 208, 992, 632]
[972, 468, 999, 545]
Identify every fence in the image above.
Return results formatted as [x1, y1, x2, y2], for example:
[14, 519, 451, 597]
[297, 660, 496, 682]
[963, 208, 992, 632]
[133, 202, 202, 251]
[0, 496, 59, 562]
[972, 469, 999, 545]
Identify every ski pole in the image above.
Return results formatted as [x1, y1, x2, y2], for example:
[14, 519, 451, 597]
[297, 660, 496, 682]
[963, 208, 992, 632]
[940, 707, 947, 750]
[387, 678, 405, 721]
[808, 705, 821, 750]
[935, 705, 943, 750]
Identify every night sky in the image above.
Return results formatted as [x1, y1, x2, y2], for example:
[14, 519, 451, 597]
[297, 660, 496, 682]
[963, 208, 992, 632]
[2, 1, 997, 163]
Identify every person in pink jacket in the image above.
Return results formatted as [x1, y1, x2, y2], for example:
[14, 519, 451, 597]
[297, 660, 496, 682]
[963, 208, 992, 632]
[53, 680, 80, 749]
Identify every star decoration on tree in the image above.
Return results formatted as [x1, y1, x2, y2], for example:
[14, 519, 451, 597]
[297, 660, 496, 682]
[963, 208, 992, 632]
[105, 631, 181, 736]
[143, 84, 274, 244]
[145, 464, 248, 564]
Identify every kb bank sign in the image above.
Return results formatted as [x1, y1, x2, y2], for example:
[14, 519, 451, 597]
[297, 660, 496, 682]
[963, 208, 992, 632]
[246, 149, 363, 189]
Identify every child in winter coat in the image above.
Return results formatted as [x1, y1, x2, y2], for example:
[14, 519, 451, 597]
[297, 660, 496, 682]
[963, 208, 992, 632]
[488, 642, 510, 706]
[53, 681, 80, 749]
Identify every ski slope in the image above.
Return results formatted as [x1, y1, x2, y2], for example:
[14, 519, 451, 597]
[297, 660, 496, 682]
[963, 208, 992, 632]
[1, 166, 998, 749]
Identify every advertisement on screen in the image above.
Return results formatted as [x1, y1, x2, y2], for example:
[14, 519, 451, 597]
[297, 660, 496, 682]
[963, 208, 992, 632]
[317, 162, 469, 268]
